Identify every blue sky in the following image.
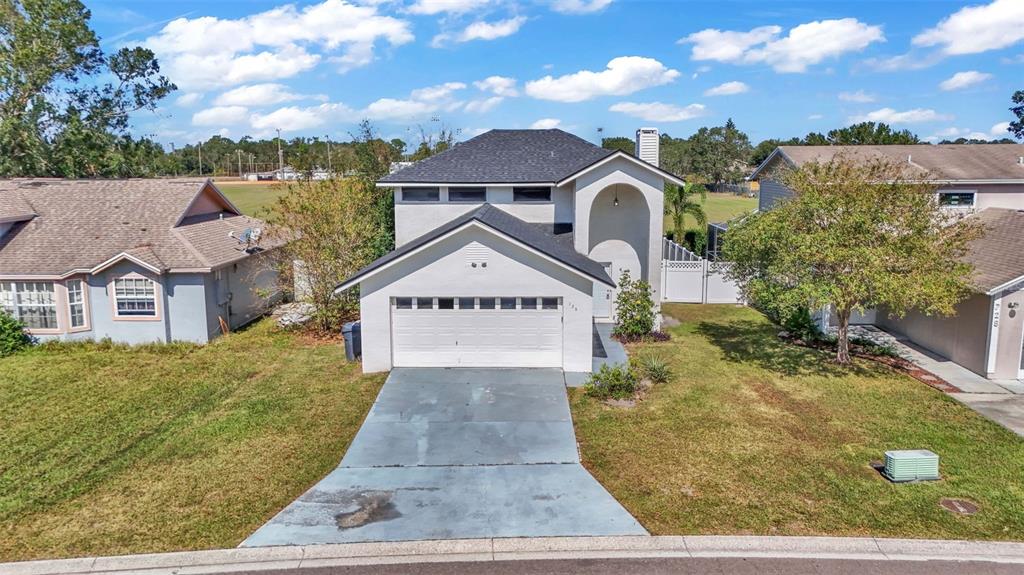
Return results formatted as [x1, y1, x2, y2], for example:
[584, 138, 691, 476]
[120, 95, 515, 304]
[84, 0, 1024, 146]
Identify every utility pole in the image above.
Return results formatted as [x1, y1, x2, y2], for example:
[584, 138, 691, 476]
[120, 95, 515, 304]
[325, 134, 332, 175]
[236, 149, 243, 179]
[276, 128, 284, 178]
[198, 141, 203, 176]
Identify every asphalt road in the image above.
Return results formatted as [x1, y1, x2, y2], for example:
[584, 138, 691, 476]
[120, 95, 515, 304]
[249, 557, 1023, 575]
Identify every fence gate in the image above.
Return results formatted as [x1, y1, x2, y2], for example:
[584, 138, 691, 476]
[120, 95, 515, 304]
[661, 238, 743, 304]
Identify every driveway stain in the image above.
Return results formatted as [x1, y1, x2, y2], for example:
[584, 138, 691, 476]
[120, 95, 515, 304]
[334, 490, 401, 529]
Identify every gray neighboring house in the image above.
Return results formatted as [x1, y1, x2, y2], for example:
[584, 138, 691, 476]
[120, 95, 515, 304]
[0, 178, 283, 344]
[751, 144, 1024, 381]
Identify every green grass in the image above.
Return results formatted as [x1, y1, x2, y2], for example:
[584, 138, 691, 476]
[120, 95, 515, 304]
[571, 304, 1024, 540]
[664, 192, 758, 236]
[0, 321, 385, 561]
[216, 182, 287, 216]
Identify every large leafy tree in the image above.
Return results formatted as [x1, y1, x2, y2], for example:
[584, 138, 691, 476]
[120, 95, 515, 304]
[1011, 90, 1024, 140]
[723, 155, 983, 364]
[689, 119, 752, 190]
[0, 0, 175, 177]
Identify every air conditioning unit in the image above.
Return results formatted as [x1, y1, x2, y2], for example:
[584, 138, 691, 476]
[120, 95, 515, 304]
[883, 450, 940, 482]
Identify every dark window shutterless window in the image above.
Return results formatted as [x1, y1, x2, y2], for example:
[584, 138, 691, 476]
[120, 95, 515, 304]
[938, 191, 975, 207]
[478, 298, 496, 310]
[541, 298, 559, 310]
[520, 297, 538, 310]
[416, 297, 434, 309]
[395, 297, 413, 309]
[402, 187, 440, 202]
[437, 297, 455, 310]
[458, 297, 475, 310]
[448, 187, 486, 202]
[500, 297, 516, 309]
[513, 187, 551, 202]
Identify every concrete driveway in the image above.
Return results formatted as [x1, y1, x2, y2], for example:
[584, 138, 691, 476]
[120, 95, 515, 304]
[243, 368, 645, 546]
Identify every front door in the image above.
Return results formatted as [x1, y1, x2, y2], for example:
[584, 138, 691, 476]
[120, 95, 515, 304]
[593, 263, 613, 319]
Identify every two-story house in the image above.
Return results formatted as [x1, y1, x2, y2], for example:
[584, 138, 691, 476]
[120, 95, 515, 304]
[337, 128, 682, 373]
[0, 178, 281, 344]
[751, 144, 1024, 381]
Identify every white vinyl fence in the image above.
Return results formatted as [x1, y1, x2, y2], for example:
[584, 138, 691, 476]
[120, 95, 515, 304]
[661, 238, 743, 304]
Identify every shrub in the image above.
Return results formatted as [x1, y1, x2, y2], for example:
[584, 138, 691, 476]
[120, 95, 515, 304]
[635, 354, 672, 384]
[0, 310, 33, 357]
[584, 364, 637, 400]
[780, 307, 822, 342]
[613, 270, 655, 338]
[850, 337, 900, 358]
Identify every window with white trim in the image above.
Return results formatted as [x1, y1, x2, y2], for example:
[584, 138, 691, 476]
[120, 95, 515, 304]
[938, 191, 976, 208]
[0, 281, 58, 329]
[513, 187, 552, 202]
[113, 277, 157, 317]
[66, 279, 86, 328]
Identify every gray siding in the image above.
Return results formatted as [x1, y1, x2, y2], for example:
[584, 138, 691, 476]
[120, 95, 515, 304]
[877, 293, 992, 377]
[758, 179, 794, 212]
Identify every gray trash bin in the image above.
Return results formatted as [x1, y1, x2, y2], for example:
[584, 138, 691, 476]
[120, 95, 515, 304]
[342, 321, 362, 361]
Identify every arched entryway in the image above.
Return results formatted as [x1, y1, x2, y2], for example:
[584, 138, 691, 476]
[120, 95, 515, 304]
[587, 183, 651, 319]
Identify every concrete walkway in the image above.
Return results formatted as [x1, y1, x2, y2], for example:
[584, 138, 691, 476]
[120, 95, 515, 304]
[9, 536, 1024, 575]
[848, 325, 1024, 436]
[243, 368, 644, 546]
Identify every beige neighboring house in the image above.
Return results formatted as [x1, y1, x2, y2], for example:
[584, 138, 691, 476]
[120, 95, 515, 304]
[0, 178, 283, 344]
[751, 144, 1024, 381]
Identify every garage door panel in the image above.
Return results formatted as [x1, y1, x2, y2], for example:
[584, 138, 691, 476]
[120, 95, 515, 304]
[392, 299, 563, 368]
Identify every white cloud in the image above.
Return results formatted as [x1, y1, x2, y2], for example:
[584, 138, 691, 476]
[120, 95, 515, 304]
[214, 83, 317, 106]
[250, 102, 353, 132]
[359, 81, 467, 120]
[609, 101, 707, 122]
[681, 18, 884, 73]
[838, 90, 876, 103]
[703, 81, 749, 96]
[550, 0, 614, 14]
[849, 107, 952, 124]
[456, 16, 527, 43]
[464, 96, 504, 113]
[474, 75, 518, 96]
[192, 106, 249, 126]
[928, 122, 1013, 142]
[525, 56, 680, 102]
[808, 114, 824, 120]
[939, 70, 992, 91]
[913, 0, 1024, 55]
[530, 118, 562, 129]
[175, 92, 203, 107]
[861, 52, 942, 72]
[143, 0, 413, 89]
[407, 0, 492, 15]
[990, 121, 1011, 137]
[410, 81, 467, 102]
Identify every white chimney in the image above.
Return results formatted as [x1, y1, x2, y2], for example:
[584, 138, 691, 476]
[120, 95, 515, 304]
[635, 127, 659, 167]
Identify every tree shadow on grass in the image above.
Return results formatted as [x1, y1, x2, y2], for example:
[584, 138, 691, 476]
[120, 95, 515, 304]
[696, 320, 873, 378]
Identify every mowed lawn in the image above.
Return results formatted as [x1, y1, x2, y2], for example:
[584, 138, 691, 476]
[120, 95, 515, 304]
[571, 304, 1024, 540]
[0, 321, 385, 561]
[215, 182, 287, 216]
[664, 192, 758, 234]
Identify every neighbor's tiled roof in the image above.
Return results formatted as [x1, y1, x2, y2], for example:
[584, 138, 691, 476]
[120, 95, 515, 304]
[337, 204, 614, 291]
[380, 129, 615, 184]
[756, 144, 1024, 181]
[0, 179, 281, 276]
[964, 208, 1024, 293]
[0, 187, 37, 222]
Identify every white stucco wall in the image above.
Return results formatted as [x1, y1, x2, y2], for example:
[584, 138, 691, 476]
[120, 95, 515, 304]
[358, 224, 594, 373]
[572, 156, 665, 308]
[393, 184, 574, 246]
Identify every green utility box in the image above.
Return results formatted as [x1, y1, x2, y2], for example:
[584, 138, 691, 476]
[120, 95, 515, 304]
[883, 450, 940, 482]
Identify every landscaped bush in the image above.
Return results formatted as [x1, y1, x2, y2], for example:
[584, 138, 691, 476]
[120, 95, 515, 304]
[780, 306, 822, 342]
[584, 363, 637, 400]
[613, 270, 656, 339]
[850, 336, 900, 358]
[0, 310, 33, 357]
[635, 354, 672, 384]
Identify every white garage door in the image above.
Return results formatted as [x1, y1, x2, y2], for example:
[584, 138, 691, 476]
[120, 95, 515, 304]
[391, 296, 563, 368]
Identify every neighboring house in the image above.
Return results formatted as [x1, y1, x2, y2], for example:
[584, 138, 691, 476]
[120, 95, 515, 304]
[337, 128, 683, 373]
[751, 144, 1024, 381]
[0, 179, 282, 344]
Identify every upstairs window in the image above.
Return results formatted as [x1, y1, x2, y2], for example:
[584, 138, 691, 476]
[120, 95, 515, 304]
[0, 281, 57, 329]
[448, 187, 487, 202]
[113, 277, 157, 317]
[513, 187, 551, 202]
[401, 187, 440, 202]
[938, 191, 976, 208]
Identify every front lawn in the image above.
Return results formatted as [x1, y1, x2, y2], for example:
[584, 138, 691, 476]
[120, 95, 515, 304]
[0, 321, 385, 561]
[571, 304, 1024, 540]
[663, 192, 757, 235]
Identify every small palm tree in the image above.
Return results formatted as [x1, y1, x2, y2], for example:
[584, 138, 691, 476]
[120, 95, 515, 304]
[664, 181, 707, 247]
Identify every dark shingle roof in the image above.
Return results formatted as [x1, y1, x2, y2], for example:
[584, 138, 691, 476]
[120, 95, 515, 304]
[380, 129, 615, 184]
[964, 208, 1024, 292]
[337, 204, 614, 291]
